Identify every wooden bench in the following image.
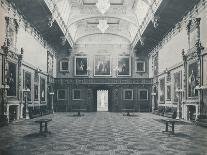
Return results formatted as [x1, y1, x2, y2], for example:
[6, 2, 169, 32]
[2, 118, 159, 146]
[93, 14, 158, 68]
[121, 109, 135, 116]
[35, 119, 52, 135]
[72, 109, 87, 116]
[162, 119, 178, 135]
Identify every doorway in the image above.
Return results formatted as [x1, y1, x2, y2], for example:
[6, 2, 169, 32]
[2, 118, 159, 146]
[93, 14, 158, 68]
[97, 90, 108, 111]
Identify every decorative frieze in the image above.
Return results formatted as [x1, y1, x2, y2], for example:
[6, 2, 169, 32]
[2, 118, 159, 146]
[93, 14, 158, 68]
[55, 78, 152, 86]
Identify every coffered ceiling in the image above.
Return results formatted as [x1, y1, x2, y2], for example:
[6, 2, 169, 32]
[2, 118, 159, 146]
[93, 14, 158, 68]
[55, 0, 156, 44]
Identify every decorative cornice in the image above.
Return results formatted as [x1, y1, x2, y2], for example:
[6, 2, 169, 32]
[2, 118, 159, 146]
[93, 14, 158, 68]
[1, 0, 57, 56]
[44, 0, 74, 47]
[148, 0, 206, 56]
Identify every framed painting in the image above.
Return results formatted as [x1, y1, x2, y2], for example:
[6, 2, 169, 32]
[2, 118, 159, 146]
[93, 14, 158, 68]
[60, 59, 69, 72]
[187, 61, 198, 98]
[75, 56, 88, 76]
[94, 55, 111, 76]
[166, 85, 171, 101]
[40, 78, 46, 102]
[136, 60, 145, 72]
[73, 89, 81, 100]
[34, 85, 38, 101]
[24, 71, 32, 101]
[7, 61, 17, 97]
[139, 89, 148, 100]
[47, 51, 53, 76]
[57, 89, 66, 100]
[159, 77, 165, 103]
[118, 56, 131, 76]
[173, 71, 182, 102]
[203, 54, 207, 87]
[123, 89, 133, 100]
[153, 55, 158, 76]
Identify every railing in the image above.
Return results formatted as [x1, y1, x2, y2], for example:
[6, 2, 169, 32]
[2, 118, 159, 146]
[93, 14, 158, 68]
[54, 78, 153, 85]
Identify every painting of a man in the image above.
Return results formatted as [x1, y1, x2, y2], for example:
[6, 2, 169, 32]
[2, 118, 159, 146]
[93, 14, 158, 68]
[7, 62, 16, 96]
[24, 71, 31, 101]
[75, 57, 88, 76]
[94, 55, 111, 76]
[188, 62, 198, 98]
[118, 56, 130, 76]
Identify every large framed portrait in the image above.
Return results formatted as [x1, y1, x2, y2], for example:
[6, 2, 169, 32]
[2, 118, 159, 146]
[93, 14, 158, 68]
[203, 54, 207, 87]
[118, 56, 131, 76]
[123, 89, 133, 100]
[7, 61, 17, 97]
[173, 71, 182, 102]
[159, 78, 165, 103]
[94, 55, 111, 76]
[47, 51, 53, 76]
[187, 61, 198, 98]
[40, 78, 46, 102]
[75, 56, 88, 76]
[24, 71, 31, 101]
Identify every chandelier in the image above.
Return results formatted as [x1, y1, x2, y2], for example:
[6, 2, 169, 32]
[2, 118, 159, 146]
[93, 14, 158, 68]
[97, 20, 109, 33]
[96, 0, 110, 14]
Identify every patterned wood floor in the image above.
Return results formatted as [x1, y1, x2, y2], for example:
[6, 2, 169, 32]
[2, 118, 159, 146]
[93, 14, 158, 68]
[0, 112, 207, 155]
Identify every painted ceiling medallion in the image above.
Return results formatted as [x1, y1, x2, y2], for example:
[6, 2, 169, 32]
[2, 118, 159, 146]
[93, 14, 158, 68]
[96, 0, 110, 14]
[97, 20, 109, 33]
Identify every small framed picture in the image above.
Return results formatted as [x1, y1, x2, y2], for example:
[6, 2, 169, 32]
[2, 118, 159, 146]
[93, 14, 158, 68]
[136, 60, 145, 72]
[60, 60, 69, 72]
[57, 89, 66, 100]
[73, 89, 81, 100]
[123, 89, 133, 100]
[139, 89, 148, 100]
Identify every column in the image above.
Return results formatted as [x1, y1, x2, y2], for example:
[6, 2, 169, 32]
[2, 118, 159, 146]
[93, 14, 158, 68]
[18, 48, 23, 119]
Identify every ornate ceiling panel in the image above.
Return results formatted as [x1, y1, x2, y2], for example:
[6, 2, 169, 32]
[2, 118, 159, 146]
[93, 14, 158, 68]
[54, 0, 157, 44]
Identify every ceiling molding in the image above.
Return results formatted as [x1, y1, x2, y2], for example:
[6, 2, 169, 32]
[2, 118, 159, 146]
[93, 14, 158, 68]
[75, 33, 131, 43]
[68, 15, 139, 27]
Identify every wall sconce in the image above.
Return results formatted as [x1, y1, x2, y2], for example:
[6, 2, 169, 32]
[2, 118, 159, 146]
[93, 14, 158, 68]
[176, 88, 184, 120]
[152, 15, 160, 29]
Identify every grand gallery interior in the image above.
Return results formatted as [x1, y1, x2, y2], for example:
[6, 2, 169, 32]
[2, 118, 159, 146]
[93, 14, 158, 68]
[0, 0, 207, 154]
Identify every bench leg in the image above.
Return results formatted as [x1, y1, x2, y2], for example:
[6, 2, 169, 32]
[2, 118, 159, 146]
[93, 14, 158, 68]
[127, 112, 130, 116]
[78, 111, 80, 116]
[40, 122, 43, 133]
[165, 122, 168, 132]
[45, 122, 48, 132]
[171, 123, 175, 135]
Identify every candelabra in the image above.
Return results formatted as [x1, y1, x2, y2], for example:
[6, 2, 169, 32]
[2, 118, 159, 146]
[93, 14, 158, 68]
[176, 88, 184, 119]
[22, 88, 30, 119]
[49, 92, 55, 114]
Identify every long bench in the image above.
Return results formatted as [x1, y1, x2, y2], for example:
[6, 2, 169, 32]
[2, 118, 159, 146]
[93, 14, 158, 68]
[121, 109, 135, 116]
[71, 108, 87, 116]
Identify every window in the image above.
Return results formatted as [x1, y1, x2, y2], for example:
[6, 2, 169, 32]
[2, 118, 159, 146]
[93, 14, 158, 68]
[139, 89, 148, 100]
[136, 60, 145, 72]
[57, 89, 66, 100]
[60, 60, 69, 72]
[123, 89, 133, 100]
[73, 89, 81, 100]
